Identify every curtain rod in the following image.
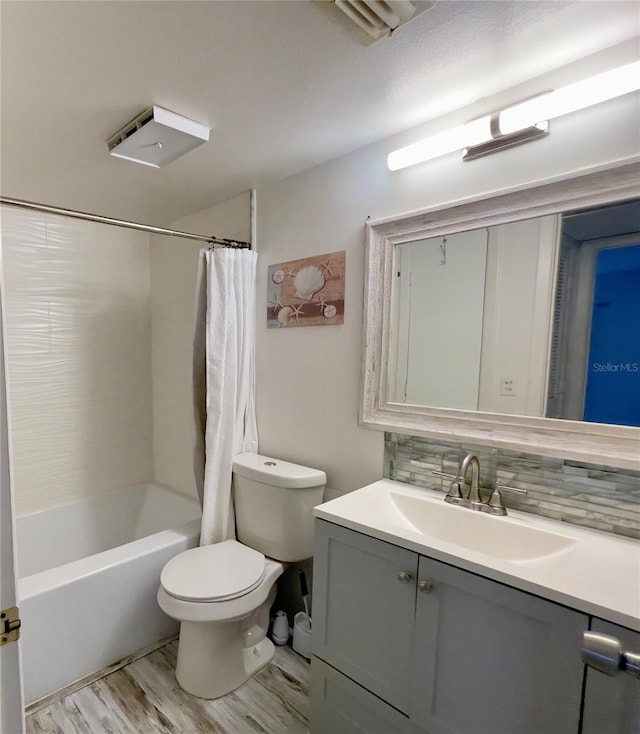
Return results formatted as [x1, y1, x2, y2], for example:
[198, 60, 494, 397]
[0, 197, 252, 249]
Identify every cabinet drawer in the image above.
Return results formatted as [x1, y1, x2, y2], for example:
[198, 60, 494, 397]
[311, 656, 421, 734]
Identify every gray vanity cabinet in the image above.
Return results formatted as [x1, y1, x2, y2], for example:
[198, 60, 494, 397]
[312, 519, 590, 734]
[312, 520, 418, 713]
[582, 620, 640, 734]
[410, 556, 587, 734]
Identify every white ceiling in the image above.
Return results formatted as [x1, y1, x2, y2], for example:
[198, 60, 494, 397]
[1, 0, 638, 226]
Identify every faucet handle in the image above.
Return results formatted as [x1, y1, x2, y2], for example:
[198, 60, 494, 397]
[483, 484, 528, 516]
[431, 470, 457, 481]
[433, 471, 468, 506]
[444, 480, 468, 507]
[496, 484, 528, 495]
[484, 487, 508, 516]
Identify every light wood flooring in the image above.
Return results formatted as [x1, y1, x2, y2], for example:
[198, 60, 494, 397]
[26, 641, 310, 734]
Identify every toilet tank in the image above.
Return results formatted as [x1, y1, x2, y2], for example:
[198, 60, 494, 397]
[232, 453, 326, 562]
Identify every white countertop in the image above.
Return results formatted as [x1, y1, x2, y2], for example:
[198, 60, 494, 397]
[314, 479, 640, 632]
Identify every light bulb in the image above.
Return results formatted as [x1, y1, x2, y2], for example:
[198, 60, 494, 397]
[499, 60, 640, 135]
[387, 116, 492, 171]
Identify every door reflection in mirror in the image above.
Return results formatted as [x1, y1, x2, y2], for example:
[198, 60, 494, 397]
[390, 216, 560, 417]
[549, 201, 640, 427]
[390, 229, 487, 409]
[586, 244, 640, 425]
[389, 199, 640, 428]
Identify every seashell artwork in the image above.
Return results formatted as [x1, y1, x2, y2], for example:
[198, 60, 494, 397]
[277, 306, 293, 325]
[293, 266, 325, 300]
[323, 304, 337, 319]
[267, 250, 345, 329]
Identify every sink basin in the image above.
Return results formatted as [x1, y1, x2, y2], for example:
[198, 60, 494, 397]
[389, 492, 576, 562]
[314, 478, 639, 630]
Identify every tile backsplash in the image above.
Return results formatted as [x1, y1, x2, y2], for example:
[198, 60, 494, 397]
[384, 433, 640, 539]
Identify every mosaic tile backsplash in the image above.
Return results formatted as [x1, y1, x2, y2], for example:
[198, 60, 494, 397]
[384, 433, 640, 540]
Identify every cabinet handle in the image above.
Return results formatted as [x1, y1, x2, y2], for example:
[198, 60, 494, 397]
[397, 570, 412, 583]
[582, 632, 640, 680]
[418, 580, 434, 594]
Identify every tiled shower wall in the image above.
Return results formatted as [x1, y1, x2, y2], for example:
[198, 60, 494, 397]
[384, 433, 640, 539]
[1, 206, 154, 515]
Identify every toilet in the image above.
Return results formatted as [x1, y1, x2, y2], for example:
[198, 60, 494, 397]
[157, 452, 326, 699]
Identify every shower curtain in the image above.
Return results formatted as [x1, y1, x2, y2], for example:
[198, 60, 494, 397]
[193, 247, 258, 546]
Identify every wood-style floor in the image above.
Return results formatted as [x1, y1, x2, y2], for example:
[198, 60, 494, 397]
[26, 641, 310, 734]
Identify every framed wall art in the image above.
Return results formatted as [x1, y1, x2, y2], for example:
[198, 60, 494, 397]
[267, 250, 345, 329]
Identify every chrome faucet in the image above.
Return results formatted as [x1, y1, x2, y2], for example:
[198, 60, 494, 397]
[444, 453, 481, 508]
[441, 453, 526, 515]
[457, 453, 483, 510]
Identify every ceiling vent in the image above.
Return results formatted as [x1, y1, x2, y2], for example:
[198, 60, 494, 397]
[107, 106, 210, 168]
[334, 1, 430, 41]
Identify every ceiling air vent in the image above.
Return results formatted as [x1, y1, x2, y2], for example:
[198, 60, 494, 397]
[334, 1, 430, 41]
[107, 106, 210, 168]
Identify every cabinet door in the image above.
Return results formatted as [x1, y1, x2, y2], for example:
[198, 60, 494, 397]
[411, 556, 587, 734]
[313, 520, 418, 713]
[582, 619, 640, 734]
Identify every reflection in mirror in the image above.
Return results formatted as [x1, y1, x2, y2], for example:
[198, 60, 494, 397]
[388, 199, 640, 428]
[389, 228, 489, 410]
[549, 200, 640, 427]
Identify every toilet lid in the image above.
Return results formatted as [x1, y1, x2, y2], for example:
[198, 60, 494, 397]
[161, 539, 266, 602]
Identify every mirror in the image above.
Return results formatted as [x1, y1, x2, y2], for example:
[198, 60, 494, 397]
[361, 159, 640, 470]
[388, 200, 640, 428]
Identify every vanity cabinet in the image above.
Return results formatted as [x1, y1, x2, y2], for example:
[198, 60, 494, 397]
[410, 555, 587, 733]
[311, 521, 418, 712]
[312, 520, 589, 734]
[582, 620, 640, 734]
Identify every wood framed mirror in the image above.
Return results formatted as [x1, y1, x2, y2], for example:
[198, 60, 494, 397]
[360, 158, 640, 469]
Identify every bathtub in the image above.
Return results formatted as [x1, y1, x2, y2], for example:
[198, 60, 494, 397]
[17, 482, 201, 706]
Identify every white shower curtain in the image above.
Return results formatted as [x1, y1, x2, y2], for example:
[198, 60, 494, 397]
[192, 247, 258, 546]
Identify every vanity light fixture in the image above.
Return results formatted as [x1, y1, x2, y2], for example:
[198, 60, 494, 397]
[499, 60, 640, 135]
[387, 60, 640, 170]
[387, 115, 493, 171]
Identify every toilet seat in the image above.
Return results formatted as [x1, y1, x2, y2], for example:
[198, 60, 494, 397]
[161, 539, 266, 603]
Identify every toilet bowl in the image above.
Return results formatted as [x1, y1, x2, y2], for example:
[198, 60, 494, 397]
[157, 540, 285, 699]
[157, 453, 326, 699]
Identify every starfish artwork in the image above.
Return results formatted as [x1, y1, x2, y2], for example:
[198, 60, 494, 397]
[267, 250, 345, 329]
[289, 303, 305, 322]
[320, 260, 334, 277]
[269, 296, 285, 312]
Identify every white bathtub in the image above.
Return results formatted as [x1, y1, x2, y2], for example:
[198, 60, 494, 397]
[17, 482, 201, 706]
